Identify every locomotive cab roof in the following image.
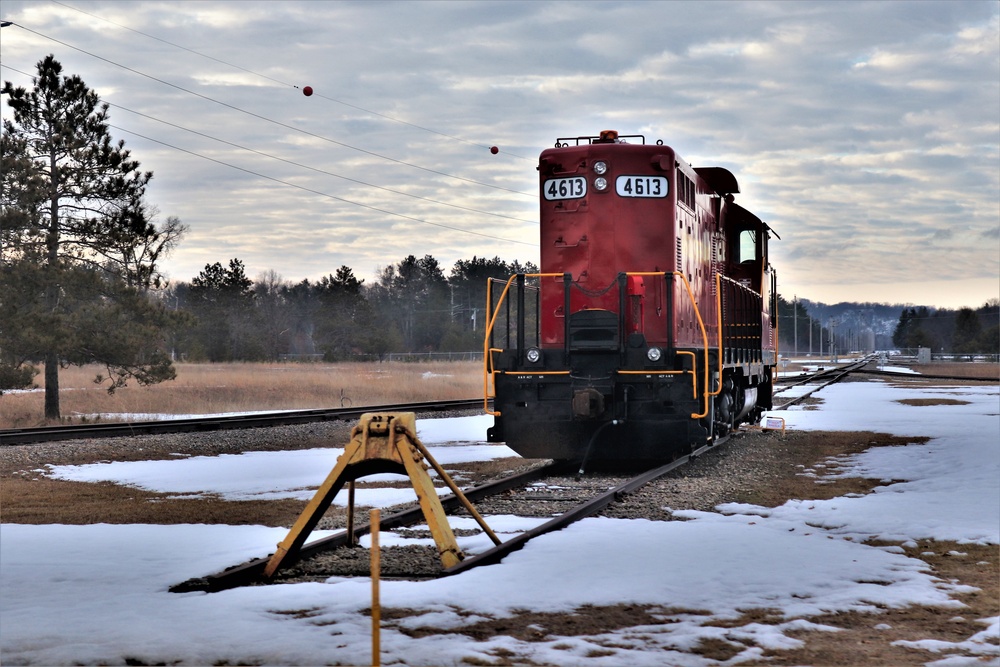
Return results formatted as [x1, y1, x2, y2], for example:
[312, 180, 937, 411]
[693, 166, 739, 196]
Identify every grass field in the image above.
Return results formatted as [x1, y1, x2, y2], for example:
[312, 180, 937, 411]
[0, 361, 484, 428]
[2, 359, 996, 429]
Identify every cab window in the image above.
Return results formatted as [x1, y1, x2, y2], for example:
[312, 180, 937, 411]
[738, 229, 757, 264]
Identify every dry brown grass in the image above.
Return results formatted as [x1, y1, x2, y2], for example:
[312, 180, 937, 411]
[907, 362, 999, 379]
[0, 475, 311, 526]
[0, 361, 483, 428]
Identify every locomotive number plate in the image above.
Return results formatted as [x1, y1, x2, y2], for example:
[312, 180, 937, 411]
[543, 177, 587, 200]
[616, 175, 668, 198]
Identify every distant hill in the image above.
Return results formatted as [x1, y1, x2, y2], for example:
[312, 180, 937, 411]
[800, 300, 904, 349]
[792, 299, 999, 353]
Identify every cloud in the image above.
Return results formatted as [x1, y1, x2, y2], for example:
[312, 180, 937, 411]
[1, 0, 996, 309]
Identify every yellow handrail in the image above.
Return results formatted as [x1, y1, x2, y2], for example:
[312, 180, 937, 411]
[483, 270, 713, 419]
[711, 272, 725, 398]
[674, 351, 699, 399]
[625, 272, 711, 418]
[483, 273, 565, 416]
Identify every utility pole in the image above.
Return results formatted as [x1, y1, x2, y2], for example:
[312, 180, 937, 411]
[830, 319, 838, 362]
[820, 320, 824, 362]
[793, 295, 798, 359]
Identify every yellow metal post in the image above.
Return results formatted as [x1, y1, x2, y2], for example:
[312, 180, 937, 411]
[263, 434, 365, 577]
[346, 481, 356, 546]
[408, 437, 501, 547]
[396, 432, 463, 568]
[370, 508, 381, 667]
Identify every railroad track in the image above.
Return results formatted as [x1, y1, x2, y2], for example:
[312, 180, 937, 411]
[771, 356, 996, 411]
[856, 368, 999, 382]
[772, 357, 874, 409]
[775, 357, 872, 389]
[775, 357, 996, 388]
[0, 399, 484, 446]
[172, 439, 720, 593]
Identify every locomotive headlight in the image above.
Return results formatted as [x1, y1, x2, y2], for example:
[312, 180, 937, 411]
[593, 161, 608, 175]
[646, 347, 663, 362]
[594, 177, 608, 191]
[526, 347, 542, 364]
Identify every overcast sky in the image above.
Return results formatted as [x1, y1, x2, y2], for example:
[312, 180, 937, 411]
[2, 1, 997, 309]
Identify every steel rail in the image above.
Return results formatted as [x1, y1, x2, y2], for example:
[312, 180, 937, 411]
[773, 359, 871, 392]
[0, 398, 485, 446]
[855, 368, 999, 383]
[171, 461, 567, 593]
[440, 440, 717, 576]
[175, 438, 724, 592]
[773, 359, 871, 410]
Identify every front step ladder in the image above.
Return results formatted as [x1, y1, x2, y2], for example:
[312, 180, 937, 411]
[263, 412, 500, 578]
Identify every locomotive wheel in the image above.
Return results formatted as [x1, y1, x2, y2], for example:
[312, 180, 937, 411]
[702, 396, 716, 440]
[714, 377, 735, 437]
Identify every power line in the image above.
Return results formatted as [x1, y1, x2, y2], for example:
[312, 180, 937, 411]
[49, 1, 291, 87]
[107, 123, 534, 247]
[49, 0, 533, 161]
[1, 61, 534, 246]
[111, 102, 536, 224]
[5, 21, 536, 197]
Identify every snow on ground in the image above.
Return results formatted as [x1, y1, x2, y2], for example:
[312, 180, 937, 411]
[2, 384, 998, 666]
[78, 409, 306, 421]
[771, 383, 815, 400]
[44, 415, 509, 504]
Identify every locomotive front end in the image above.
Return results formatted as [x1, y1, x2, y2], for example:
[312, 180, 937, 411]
[484, 131, 776, 467]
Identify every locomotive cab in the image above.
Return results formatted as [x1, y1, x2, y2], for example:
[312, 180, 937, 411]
[726, 200, 768, 290]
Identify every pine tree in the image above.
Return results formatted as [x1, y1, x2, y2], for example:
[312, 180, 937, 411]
[0, 117, 46, 390]
[185, 259, 256, 361]
[953, 308, 982, 353]
[1, 55, 184, 416]
[315, 266, 370, 360]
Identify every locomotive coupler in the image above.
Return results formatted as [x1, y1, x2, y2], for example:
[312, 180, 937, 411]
[572, 387, 605, 419]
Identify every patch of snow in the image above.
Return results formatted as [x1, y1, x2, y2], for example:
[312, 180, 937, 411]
[3, 382, 998, 666]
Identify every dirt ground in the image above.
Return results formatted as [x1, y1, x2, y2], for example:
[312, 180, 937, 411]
[1, 387, 998, 666]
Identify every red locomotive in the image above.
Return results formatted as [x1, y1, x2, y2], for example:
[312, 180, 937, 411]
[484, 131, 779, 467]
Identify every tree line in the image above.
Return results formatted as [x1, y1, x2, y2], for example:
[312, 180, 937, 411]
[891, 304, 1000, 354]
[164, 254, 537, 364]
[775, 295, 999, 357]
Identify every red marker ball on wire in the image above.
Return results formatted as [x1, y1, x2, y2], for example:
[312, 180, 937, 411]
[490, 146, 499, 154]
[302, 86, 313, 97]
